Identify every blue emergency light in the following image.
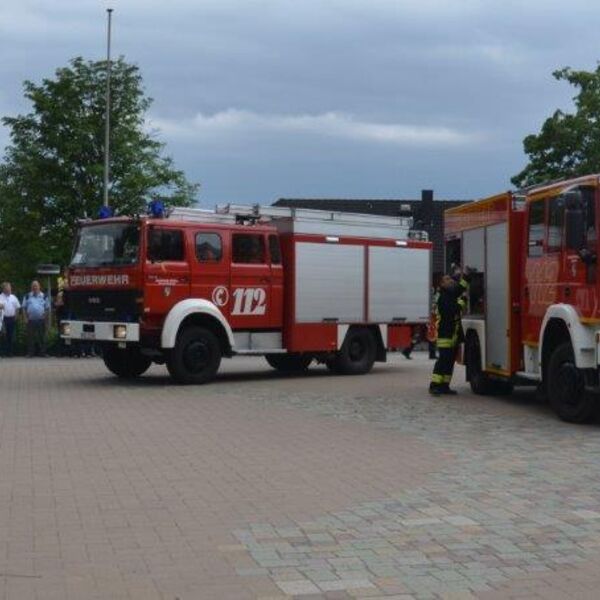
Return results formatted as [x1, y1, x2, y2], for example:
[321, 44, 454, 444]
[148, 199, 166, 218]
[98, 205, 114, 219]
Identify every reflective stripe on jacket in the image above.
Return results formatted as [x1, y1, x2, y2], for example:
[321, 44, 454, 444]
[434, 278, 468, 348]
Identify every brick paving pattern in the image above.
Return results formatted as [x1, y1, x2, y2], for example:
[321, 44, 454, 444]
[232, 357, 600, 599]
[0, 354, 599, 599]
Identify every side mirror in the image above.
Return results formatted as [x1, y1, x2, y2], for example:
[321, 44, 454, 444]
[565, 207, 585, 251]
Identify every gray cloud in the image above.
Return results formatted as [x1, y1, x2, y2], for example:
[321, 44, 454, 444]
[150, 109, 482, 146]
[1, 0, 599, 203]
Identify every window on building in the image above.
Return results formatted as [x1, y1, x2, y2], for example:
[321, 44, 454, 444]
[547, 195, 565, 252]
[195, 233, 222, 262]
[148, 228, 185, 262]
[528, 201, 545, 257]
[232, 234, 265, 264]
[269, 235, 282, 264]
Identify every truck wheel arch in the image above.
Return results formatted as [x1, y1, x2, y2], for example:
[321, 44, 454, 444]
[540, 304, 596, 371]
[161, 299, 235, 354]
[462, 319, 486, 369]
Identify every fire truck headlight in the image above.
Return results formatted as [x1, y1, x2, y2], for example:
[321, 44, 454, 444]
[113, 325, 128, 339]
[61, 323, 71, 337]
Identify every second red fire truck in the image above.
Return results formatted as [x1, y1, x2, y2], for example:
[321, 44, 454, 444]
[61, 204, 432, 384]
[445, 174, 600, 423]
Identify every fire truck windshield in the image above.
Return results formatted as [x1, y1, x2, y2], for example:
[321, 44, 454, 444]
[71, 223, 140, 267]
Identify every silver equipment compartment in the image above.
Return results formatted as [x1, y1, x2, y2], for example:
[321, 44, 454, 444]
[485, 222, 509, 371]
[463, 228, 485, 273]
[295, 241, 431, 324]
[295, 242, 364, 323]
[368, 247, 431, 323]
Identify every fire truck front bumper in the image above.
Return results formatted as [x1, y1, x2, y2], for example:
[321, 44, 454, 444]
[60, 321, 140, 344]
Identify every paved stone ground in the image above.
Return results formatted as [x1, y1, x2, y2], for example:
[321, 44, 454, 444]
[0, 353, 600, 599]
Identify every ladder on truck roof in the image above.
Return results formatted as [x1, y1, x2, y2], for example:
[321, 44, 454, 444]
[168, 204, 428, 241]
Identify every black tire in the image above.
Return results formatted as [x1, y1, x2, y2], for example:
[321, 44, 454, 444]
[465, 334, 512, 395]
[325, 358, 337, 372]
[547, 342, 595, 423]
[103, 345, 152, 379]
[265, 353, 312, 374]
[331, 328, 376, 375]
[166, 326, 221, 385]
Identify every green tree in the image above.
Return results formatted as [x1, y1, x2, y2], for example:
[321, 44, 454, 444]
[512, 64, 600, 188]
[0, 57, 198, 288]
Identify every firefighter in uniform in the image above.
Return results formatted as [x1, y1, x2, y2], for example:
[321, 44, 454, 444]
[429, 271, 468, 396]
[426, 286, 439, 360]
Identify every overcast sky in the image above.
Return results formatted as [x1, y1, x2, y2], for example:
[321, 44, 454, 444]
[1, 0, 599, 205]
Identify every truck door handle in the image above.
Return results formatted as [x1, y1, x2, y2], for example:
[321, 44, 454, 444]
[565, 286, 571, 297]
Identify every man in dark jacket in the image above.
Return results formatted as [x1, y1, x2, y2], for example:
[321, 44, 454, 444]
[429, 272, 468, 395]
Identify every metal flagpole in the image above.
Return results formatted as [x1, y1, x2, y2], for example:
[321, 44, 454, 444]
[103, 8, 114, 208]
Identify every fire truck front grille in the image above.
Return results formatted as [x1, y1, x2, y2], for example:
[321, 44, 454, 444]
[64, 290, 141, 323]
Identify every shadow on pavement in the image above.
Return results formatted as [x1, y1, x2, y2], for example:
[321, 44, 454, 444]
[73, 360, 407, 388]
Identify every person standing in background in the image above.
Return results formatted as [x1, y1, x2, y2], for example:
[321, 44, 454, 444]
[22, 280, 49, 357]
[0, 282, 21, 357]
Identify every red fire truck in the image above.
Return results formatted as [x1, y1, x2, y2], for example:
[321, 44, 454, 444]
[445, 174, 600, 423]
[61, 204, 432, 384]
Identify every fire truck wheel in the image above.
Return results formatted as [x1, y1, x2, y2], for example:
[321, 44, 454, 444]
[548, 342, 595, 424]
[103, 345, 152, 379]
[167, 326, 222, 384]
[467, 345, 494, 395]
[331, 328, 376, 375]
[465, 333, 512, 395]
[265, 354, 312, 374]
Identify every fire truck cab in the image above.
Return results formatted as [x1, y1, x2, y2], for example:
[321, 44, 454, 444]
[62, 204, 432, 384]
[445, 174, 600, 423]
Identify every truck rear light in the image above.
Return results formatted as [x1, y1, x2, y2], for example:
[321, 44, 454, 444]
[113, 325, 128, 339]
